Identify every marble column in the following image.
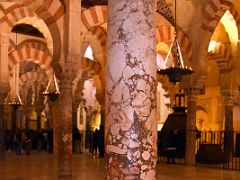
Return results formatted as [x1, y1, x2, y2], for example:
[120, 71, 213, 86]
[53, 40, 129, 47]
[0, 84, 9, 160]
[0, 92, 6, 160]
[51, 0, 81, 177]
[49, 100, 59, 157]
[57, 76, 73, 179]
[24, 87, 31, 129]
[72, 103, 79, 129]
[106, 0, 157, 179]
[0, 23, 10, 160]
[57, 0, 81, 177]
[222, 91, 234, 157]
[185, 94, 197, 165]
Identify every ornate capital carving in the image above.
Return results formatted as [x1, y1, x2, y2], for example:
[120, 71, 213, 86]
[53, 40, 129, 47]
[65, 55, 80, 77]
[221, 90, 235, 106]
[72, 101, 80, 112]
[58, 73, 74, 90]
[184, 87, 205, 97]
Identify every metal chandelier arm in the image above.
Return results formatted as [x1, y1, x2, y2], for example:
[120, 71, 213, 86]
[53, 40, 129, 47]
[176, 40, 185, 68]
[53, 73, 60, 93]
[44, 74, 53, 94]
[163, 34, 176, 68]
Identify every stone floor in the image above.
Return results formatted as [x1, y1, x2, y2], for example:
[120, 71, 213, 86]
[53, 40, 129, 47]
[0, 151, 240, 180]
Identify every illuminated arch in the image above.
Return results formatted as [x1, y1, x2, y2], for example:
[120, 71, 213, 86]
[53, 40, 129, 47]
[8, 40, 52, 73]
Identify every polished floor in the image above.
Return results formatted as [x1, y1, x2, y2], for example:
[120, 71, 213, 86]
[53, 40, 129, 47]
[0, 151, 240, 180]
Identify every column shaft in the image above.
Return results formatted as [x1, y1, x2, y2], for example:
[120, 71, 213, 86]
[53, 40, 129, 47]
[185, 95, 197, 165]
[106, 0, 157, 179]
[0, 85, 9, 160]
[225, 105, 233, 131]
[0, 19, 10, 161]
[0, 104, 5, 160]
[49, 101, 58, 157]
[57, 81, 73, 179]
[224, 104, 234, 157]
[56, 0, 81, 177]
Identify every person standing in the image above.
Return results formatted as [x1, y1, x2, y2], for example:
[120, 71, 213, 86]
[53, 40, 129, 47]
[166, 128, 180, 164]
[73, 128, 82, 154]
[92, 129, 99, 155]
[98, 126, 104, 158]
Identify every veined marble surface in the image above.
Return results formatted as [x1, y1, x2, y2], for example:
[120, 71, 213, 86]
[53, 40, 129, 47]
[106, 0, 157, 179]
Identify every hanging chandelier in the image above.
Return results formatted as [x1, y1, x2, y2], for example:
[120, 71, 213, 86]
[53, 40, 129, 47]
[8, 64, 23, 109]
[43, 71, 60, 102]
[157, 0, 193, 83]
[8, 93, 23, 109]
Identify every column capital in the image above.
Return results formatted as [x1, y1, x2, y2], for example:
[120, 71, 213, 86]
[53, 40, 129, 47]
[184, 87, 204, 98]
[221, 90, 235, 106]
[221, 90, 233, 96]
[59, 73, 74, 90]
[72, 102, 79, 112]
[65, 55, 81, 76]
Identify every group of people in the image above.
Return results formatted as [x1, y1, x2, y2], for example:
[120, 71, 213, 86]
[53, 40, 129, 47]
[5, 128, 53, 155]
[4, 126, 105, 157]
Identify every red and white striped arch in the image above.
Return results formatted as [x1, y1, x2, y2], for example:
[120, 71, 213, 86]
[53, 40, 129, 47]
[229, 5, 240, 39]
[88, 26, 107, 48]
[8, 40, 52, 73]
[79, 57, 101, 75]
[81, 26, 107, 103]
[0, 0, 64, 26]
[73, 57, 101, 97]
[0, 5, 54, 55]
[81, 5, 107, 34]
[208, 43, 232, 70]
[201, 0, 240, 39]
[3, 6, 37, 27]
[73, 57, 101, 86]
[8, 39, 16, 53]
[81, 5, 192, 63]
[156, 25, 193, 63]
[18, 71, 48, 89]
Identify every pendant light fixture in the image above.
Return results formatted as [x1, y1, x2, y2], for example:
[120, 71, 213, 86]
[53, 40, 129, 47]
[157, 0, 193, 83]
[8, 64, 23, 109]
[43, 70, 60, 102]
[8, 32, 23, 109]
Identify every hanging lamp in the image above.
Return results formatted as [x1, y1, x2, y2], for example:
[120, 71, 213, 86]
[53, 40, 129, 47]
[8, 32, 23, 109]
[8, 65, 23, 109]
[43, 70, 60, 101]
[157, 0, 193, 83]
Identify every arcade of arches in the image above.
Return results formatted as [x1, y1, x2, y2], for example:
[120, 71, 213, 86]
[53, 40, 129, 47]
[0, 0, 240, 179]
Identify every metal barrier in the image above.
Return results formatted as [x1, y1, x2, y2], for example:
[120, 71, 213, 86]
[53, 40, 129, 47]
[196, 131, 240, 170]
[158, 155, 185, 165]
[158, 130, 240, 170]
